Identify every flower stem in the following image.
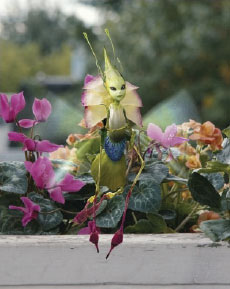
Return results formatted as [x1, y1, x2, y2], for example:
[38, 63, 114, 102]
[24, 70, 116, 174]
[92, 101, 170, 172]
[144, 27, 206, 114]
[175, 203, 199, 232]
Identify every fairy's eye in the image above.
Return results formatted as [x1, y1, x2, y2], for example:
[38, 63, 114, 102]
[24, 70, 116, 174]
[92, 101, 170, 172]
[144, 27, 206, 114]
[121, 84, 126, 90]
[110, 87, 116, 91]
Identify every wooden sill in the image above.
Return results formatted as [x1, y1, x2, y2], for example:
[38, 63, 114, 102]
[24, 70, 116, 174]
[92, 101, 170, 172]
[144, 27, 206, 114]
[0, 233, 229, 288]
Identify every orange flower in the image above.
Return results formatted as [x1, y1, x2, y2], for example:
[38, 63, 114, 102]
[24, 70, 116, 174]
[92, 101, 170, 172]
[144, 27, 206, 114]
[177, 119, 201, 133]
[185, 154, 201, 169]
[189, 121, 223, 150]
[49, 146, 77, 162]
[177, 142, 196, 156]
[198, 211, 221, 226]
[67, 123, 103, 146]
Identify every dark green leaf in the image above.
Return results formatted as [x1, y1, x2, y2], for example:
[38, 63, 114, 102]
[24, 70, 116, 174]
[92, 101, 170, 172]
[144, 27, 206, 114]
[125, 219, 155, 233]
[128, 161, 169, 184]
[200, 219, 230, 242]
[0, 208, 41, 235]
[146, 213, 168, 233]
[29, 192, 63, 231]
[188, 172, 221, 209]
[0, 162, 27, 194]
[96, 195, 125, 228]
[124, 181, 161, 213]
[159, 209, 176, 221]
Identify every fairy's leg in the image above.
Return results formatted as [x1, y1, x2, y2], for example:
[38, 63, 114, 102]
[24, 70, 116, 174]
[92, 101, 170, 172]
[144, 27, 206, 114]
[90, 131, 103, 252]
[106, 144, 145, 259]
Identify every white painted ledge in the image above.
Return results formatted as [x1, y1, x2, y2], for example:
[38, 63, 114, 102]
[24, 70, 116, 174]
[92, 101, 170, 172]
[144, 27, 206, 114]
[0, 234, 229, 288]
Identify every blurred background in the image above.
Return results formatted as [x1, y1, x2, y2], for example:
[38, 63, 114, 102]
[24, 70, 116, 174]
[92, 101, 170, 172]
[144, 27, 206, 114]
[0, 0, 230, 160]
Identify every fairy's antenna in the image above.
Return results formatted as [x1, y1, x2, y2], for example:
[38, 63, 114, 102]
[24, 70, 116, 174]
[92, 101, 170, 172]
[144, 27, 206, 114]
[117, 57, 123, 73]
[83, 32, 104, 79]
[105, 28, 123, 73]
[104, 28, 116, 63]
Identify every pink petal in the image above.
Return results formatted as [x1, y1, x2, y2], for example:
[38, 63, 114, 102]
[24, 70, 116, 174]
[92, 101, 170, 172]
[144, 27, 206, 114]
[162, 124, 181, 148]
[123, 106, 142, 127]
[18, 119, 37, 128]
[169, 136, 188, 147]
[121, 89, 143, 107]
[24, 161, 33, 172]
[78, 226, 92, 235]
[147, 123, 164, 142]
[126, 81, 139, 91]
[36, 140, 63, 153]
[84, 106, 107, 128]
[21, 197, 40, 213]
[25, 157, 55, 189]
[84, 74, 96, 85]
[48, 187, 65, 204]
[32, 98, 52, 122]
[58, 173, 85, 192]
[164, 124, 177, 139]
[9, 205, 26, 214]
[8, 132, 27, 143]
[11, 92, 26, 115]
[23, 139, 36, 151]
[0, 94, 13, 123]
[83, 75, 102, 89]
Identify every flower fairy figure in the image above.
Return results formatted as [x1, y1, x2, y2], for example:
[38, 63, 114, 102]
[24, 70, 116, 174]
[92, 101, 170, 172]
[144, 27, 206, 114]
[79, 30, 145, 257]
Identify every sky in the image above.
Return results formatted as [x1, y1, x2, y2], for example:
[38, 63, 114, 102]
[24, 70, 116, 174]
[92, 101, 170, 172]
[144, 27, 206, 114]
[0, 0, 102, 26]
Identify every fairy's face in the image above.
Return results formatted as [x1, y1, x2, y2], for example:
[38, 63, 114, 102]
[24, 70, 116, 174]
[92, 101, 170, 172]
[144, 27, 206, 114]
[104, 48, 126, 102]
[105, 71, 126, 102]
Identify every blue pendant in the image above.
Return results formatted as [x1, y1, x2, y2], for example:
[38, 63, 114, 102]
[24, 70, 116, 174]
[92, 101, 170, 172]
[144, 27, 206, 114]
[104, 136, 126, 161]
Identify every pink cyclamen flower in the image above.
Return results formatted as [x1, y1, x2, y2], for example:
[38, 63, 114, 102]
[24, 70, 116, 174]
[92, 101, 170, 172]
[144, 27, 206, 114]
[147, 123, 188, 148]
[19, 98, 52, 128]
[78, 221, 101, 253]
[25, 157, 85, 204]
[0, 92, 25, 123]
[9, 197, 40, 227]
[8, 132, 62, 153]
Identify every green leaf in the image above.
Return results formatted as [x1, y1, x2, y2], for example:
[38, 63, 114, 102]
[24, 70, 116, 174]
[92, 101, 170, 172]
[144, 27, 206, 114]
[164, 174, 187, 184]
[125, 219, 155, 233]
[0, 161, 28, 194]
[222, 126, 230, 138]
[29, 192, 63, 231]
[147, 213, 168, 233]
[200, 219, 230, 242]
[196, 161, 230, 174]
[129, 161, 169, 184]
[96, 195, 125, 228]
[75, 137, 100, 162]
[188, 172, 221, 209]
[221, 189, 230, 211]
[124, 181, 161, 213]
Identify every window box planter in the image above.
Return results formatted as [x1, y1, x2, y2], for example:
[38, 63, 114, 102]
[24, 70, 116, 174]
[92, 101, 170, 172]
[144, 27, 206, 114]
[0, 233, 229, 288]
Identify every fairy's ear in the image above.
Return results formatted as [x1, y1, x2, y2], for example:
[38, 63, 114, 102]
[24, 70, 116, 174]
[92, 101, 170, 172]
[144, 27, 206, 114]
[83, 32, 104, 81]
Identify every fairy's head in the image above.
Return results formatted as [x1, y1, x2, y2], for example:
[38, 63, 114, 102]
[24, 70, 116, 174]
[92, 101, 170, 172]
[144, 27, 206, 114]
[103, 48, 126, 102]
[83, 29, 126, 102]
